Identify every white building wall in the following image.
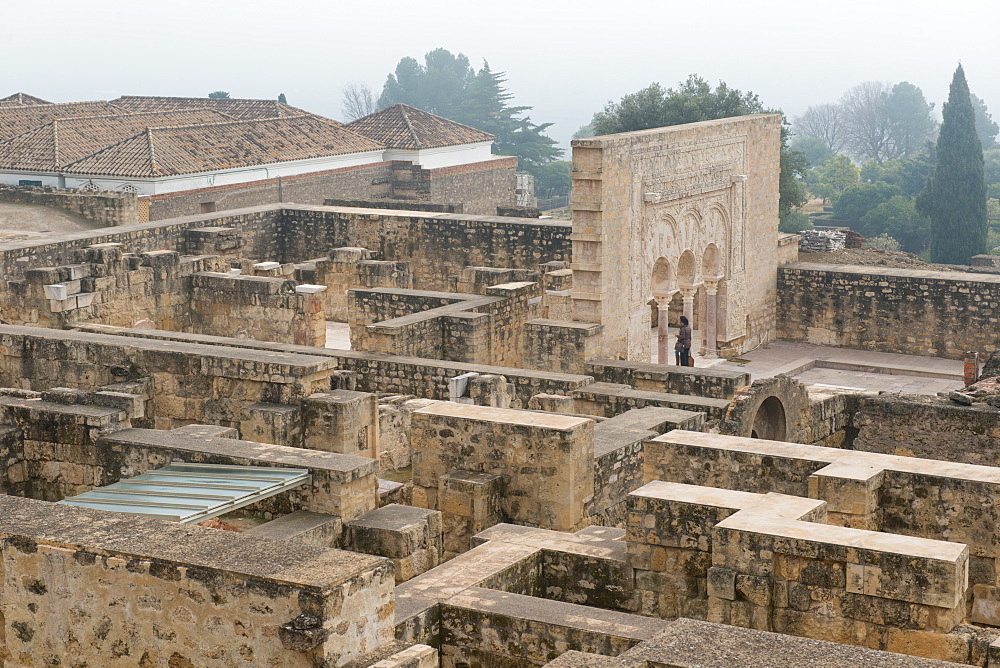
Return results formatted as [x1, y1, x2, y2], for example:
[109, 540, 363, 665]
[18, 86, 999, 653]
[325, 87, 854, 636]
[10, 150, 386, 196]
[383, 142, 494, 169]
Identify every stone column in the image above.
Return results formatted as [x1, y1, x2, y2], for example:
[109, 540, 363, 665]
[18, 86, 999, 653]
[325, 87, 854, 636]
[703, 278, 720, 358]
[679, 285, 697, 328]
[655, 293, 675, 365]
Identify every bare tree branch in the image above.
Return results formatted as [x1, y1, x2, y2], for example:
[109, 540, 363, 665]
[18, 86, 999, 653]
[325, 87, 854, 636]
[794, 104, 847, 154]
[341, 82, 378, 121]
[840, 81, 893, 164]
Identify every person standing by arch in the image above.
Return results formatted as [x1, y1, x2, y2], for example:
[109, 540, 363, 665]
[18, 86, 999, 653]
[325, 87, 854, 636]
[675, 316, 692, 367]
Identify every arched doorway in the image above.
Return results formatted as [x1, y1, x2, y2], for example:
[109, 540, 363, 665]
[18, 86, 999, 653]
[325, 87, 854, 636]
[750, 396, 787, 441]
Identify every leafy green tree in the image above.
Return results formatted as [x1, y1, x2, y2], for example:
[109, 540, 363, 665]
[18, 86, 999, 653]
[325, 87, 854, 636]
[779, 211, 812, 234]
[860, 195, 930, 252]
[861, 149, 936, 197]
[379, 49, 562, 177]
[208, 90, 230, 99]
[918, 65, 988, 264]
[532, 161, 572, 197]
[590, 75, 806, 217]
[572, 124, 594, 140]
[278, 93, 287, 104]
[380, 49, 473, 118]
[834, 182, 903, 223]
[808, 154, 859, 202]
[791, 136, 834, 169]
[971, 93, 999, 150]
[984, 148, 1000, 185]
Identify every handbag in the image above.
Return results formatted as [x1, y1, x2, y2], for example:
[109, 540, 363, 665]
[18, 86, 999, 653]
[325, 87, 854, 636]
[687, 352, 695, 367]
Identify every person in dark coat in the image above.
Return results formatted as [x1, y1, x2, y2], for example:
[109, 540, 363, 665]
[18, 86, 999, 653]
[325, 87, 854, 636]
[675, 315, 692, 366]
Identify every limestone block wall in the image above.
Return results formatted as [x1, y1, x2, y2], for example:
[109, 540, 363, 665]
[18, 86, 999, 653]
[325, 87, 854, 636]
[409, 402, 595, 532]
[626, 481, 979, 664]
[777, 263, 1000, 359]
[277, 206, 571, 291]
[585, 359, 750, 400]
[851, 394, 1000, 466]
[0, 206, 281, 284]
[350, 283, 540, 367]
[1, 244, 226, 330]
[71, 322, 599, 409]
[524, 319, 605, 375]
[189, 272, 326, 346]
[0, 325, 336, 431]
[0, 184, 138, 226]
[590, 407, 706, 527]
[645, 430, 1000, 625]
[570, 115, 782, 360]
[0, 390, 134, 500]
[0, 496, 394, 666]
[296, 247, 413, 322]
[396, 523, 669, 664]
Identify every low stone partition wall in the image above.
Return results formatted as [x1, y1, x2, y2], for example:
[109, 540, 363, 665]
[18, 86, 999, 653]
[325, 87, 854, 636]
[572, 382, 732, 421]
[1, 243, 226, 329]
[545, 618, 976, 668]
[586, 359, 750, 400]
[275, 205, 571, 291]
[349, 282, 539, 367]
[0, 184, 138, 226]
[524, 319, 604, 374]
[189, 271, 326, 346]
[626, 481, 976, 662]
[0, 495, 394, 666]
[295, 247, 413, 322]
[396, 523, 668, 665]
[0, 325, 336, 430]
[0, 205, 281, 284]
[645, 430, 1000, 628]
[777, 262, 1000, 359]
[410, 402, 595, 533]
[71, 323, 598, 408]
[590, 407, 705, 527]
[852, 394, 1000, 466]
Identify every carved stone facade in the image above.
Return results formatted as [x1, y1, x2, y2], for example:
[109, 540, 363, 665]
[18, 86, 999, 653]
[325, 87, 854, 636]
[570, 115, 782, 360]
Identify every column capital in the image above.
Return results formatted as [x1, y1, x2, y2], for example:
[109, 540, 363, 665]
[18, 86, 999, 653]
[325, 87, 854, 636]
[652, 290, 677, 307]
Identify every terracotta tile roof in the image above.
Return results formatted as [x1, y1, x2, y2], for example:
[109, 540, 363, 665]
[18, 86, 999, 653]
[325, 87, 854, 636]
[0, 101, 124, 140]
[346, 103, 493, 149]
[0, 92, 53, 107]
[110, 96, 332, 123]
[62, 115, 384, 178]
[0, 109, 237, 172]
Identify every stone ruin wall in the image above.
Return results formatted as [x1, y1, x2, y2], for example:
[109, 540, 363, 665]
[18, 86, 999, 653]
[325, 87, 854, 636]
[144, 157, 517, 221]
[0, 184, 138, 226]
[571, 115, 782, 361]
[0, 496, 395, 667]
[778, 263, 1000, 360]
[1, 244, 326, 347]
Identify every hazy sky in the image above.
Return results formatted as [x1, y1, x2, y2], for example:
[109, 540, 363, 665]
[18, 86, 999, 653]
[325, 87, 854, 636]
[4, 0, 998, 150]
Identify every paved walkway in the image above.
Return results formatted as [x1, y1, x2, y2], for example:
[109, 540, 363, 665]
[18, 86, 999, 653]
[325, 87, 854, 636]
[651, 328, 963, 395]
[326, 321, 351, 349]
[327, 319, 962, 396]
[0, 202, 102, 242]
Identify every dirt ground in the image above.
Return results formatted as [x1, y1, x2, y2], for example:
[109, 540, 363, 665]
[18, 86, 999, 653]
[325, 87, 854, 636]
[798, 248, 961, 271]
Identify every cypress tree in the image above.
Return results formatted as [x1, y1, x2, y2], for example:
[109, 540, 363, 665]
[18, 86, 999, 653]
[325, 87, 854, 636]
[920, 64, 987, 263]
